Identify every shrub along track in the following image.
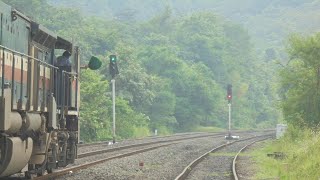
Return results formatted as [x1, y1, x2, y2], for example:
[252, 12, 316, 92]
[174, 134, 273, 180]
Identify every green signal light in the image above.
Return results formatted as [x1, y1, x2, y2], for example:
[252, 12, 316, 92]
[110, 55, 117, 62]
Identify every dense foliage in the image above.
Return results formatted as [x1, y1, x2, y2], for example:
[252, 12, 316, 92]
[279, 33, 320, 128]
[49, 0, 320, 58]
[3, 0, 279, 141]
[253, 125, 320, 179]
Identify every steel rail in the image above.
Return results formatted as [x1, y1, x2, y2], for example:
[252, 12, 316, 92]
[78, 132, 218, 148]
[33, 142, 179, 180]
[78, 129, 274, 148]
[78, 133, 226, 158]
[29, 130, 273, 179]
[232, 137, 271, 180]
[33, 132, 226, 179]
[78, 130, 275, 159]
[174, 134, 273, 180]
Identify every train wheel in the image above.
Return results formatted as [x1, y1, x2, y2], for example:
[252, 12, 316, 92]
[36, 170, 44, 176]
[47, 167, 53, 174]
[0, 137, 33, 177]
[25, 171, 33, 179]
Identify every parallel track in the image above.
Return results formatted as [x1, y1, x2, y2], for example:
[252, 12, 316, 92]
[78, 130, 274, 148]
[78, 132, 216, 148]
[34, 143, 177, 180]
[78, 130, 273, 159]
[31, 130, 273, 179]
[78, 133, 226, 158]
[34, 132, 228, 180]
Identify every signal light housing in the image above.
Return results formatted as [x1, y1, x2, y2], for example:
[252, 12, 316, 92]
[109, 55, 119, 78]
[227, 84, 232, 103]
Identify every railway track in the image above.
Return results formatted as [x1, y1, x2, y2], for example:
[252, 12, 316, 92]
[232, 138, 268, 180]
[33, 132, 230, 180]
[77, 133, 227, 159]
[78, 130, 274, 154]
[78, 132, 214, 148]
[33, 142, 178, 180]
[78, 130, 273, 148]
[5, 130, 273, 179]
[78, 130, 273, 159]
[174, 134, 272, 180]
[77, 132, 223, 154]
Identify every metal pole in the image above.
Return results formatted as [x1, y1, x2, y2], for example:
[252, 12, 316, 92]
[112, 79, 116, 144]
[228, 103, 231, 137]
[0, 14, 3, 97]
[1, 49, 4, 97]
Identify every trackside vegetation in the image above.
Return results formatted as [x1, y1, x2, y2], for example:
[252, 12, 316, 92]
[252, 33, 320, 179]
[253, 126, 320, 179]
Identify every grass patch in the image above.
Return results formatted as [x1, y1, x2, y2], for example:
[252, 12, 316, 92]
[252, 125, 320, 180]
[207, 172, 220, 177]
[132, 126, 151, 138]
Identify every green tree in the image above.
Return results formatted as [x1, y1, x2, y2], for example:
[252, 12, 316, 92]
[280, 33, 320, 128]
[80, 70, 112, 141]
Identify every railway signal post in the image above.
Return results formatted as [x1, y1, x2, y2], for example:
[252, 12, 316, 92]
[225, 84, 239, 140]
[109, 55, 119, 144]
[111, 79, 116, 144]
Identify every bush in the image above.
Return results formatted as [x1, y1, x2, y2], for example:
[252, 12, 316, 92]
[253, 125, 320, 179]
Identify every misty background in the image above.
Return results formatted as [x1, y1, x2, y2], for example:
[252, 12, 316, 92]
[4, 0, 320, 141]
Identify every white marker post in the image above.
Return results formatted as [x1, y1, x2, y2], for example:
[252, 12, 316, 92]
[112, 79, 116, 144]
[228, 103, 231, 137]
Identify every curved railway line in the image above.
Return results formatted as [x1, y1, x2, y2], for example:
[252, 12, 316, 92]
[232, 138, 268, 180]
[174, 134, 272, 180]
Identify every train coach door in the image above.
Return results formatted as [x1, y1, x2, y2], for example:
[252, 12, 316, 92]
[72, 46, 80, 110]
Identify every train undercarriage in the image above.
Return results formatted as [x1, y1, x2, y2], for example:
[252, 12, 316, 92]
[0, 87, 78, 178]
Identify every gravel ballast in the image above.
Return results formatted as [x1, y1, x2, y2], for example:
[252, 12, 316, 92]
[58, 132, 265, 180]
[60, 136, 227, 180]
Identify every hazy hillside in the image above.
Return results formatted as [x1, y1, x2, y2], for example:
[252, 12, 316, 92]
[8, 0, 316, 138]
[49, 0, 320, 56]
[3, 0, 282, 139]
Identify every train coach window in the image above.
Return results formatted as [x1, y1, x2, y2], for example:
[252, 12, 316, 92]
[37, 50, 43, 61]
[44, 52, 51, 64]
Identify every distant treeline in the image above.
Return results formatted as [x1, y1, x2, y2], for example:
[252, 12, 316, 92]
[3, 0, 279, 141]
